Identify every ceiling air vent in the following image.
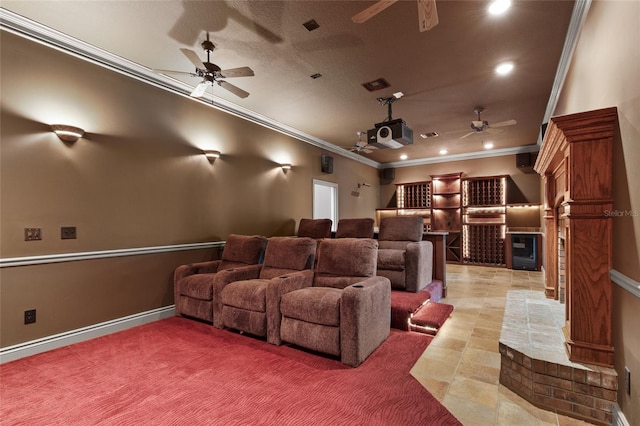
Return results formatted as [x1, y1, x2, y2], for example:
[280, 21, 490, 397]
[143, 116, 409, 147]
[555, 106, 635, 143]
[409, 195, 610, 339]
[420, 131, 439, 139]
[362, 78, 390, 92]
[303, 19, 320, 32]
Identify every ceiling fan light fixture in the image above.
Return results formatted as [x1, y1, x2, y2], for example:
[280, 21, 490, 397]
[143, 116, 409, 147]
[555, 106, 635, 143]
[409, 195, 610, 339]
[488, 0, 511, 15]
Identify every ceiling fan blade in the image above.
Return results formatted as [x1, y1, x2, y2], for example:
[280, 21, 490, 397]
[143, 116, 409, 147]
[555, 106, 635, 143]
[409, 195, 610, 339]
[459, 131, 476, 139]
[219, 67, 255, 78]
[190, 81, 208, 98]
[351, 0, 398, 24]
[362, 148, 373, 154]
[485, 128, 504, 134]
[417, 0, 438, 32]
[180, 48, 206, 70]
[491, 119, 517, 128]
[218, 81, 250, 99]
[153, 68, 198, 78]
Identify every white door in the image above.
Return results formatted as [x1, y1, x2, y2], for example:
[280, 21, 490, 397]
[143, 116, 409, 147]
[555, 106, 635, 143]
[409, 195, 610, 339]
[313, 179, 338, 231]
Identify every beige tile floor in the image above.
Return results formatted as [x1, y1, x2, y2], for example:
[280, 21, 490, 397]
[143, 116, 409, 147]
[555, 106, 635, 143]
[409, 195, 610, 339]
[411, 264, 593, 426]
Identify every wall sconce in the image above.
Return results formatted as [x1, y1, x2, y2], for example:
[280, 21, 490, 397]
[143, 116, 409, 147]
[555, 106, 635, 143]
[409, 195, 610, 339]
[203, 150, 220, 161]
[51, 124, 85, 143]
[281, 163, 292, 173]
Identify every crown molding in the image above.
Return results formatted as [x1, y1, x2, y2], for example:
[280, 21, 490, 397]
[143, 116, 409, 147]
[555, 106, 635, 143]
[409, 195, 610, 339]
[1, 3, 588, 169]
[0, 8, 379, 168]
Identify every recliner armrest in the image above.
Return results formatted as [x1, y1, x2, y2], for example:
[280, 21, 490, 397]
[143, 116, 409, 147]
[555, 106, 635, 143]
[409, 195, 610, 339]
[174, 260, 223, 282]
[266, 269, 315, 345]
[404, 241, 433, 292]
[340, 276, 391, 367]
[211, 264, 264, 328]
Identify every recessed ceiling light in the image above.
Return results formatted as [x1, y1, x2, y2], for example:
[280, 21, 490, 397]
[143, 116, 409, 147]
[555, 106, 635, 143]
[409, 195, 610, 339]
[400, 154, 408, 160]
[439, 149, 448, 155]
[496, 62, 514, 75]
[483, 141, 494, 149]
[488, 0, 511, 15]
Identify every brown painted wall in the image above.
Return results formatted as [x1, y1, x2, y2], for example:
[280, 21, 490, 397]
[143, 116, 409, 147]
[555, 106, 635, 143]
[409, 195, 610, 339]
[0, 31, 378, 346]
[551, 1, 640, 422]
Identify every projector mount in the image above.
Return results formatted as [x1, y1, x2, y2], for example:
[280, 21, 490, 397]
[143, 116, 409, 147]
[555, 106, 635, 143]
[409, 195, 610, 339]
[376, 95, 401, 122]
[367, 93, 413, 149]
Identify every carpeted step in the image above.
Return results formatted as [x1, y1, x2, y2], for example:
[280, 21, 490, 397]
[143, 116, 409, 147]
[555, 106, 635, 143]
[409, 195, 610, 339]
[390, 290, 431, 331]
[409, 301, 454, 335]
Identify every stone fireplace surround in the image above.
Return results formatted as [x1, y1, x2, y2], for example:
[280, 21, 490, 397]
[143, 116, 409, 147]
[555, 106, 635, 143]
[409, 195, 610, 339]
[499, 290, 617, 424]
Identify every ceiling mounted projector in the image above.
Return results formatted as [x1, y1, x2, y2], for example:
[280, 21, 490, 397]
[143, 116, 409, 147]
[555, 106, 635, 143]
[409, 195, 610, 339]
[367, 119, 414, 149]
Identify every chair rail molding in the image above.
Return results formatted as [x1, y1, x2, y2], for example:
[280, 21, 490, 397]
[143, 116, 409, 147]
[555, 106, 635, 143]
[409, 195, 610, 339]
[610, 269, 640, 299]
[0, 241, 225, 268]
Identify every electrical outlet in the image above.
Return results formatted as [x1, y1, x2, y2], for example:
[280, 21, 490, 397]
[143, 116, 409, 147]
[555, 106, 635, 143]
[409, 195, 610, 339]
[24, 228, 42, 241]
[625, 366, 631, 396]
[24, 309, 36, 324]
[61, 226, 77, 239]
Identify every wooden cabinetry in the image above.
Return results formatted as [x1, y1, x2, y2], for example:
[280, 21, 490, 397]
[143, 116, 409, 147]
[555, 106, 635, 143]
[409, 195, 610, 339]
[534, 106, 617, 367]
[462, 176, 507, 266]
[431, 173, 462, 263]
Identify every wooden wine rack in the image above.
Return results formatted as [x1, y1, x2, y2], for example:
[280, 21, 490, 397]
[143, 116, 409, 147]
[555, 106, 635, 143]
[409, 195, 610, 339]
[397, 182, 431, 209]
[431, 173, 463, 263]
[462, 176, 507, 266]
[395, 181, 431, 231]
[464, 224, 505, 265]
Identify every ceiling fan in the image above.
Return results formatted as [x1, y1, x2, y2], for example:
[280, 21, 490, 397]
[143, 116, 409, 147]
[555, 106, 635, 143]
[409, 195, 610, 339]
[457, 107, 517, 139]
[352, 0, 439, 32]
[153, 34, 254, 99]
[343, 131, 378, 154]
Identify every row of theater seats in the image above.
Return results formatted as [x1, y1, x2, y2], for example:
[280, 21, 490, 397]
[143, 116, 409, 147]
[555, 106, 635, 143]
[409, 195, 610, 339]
[173, 216, 433, 366]
[298, 216, 433, 293]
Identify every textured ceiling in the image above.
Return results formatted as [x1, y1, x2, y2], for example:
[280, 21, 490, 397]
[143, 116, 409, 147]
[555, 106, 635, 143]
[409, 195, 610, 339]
[1, 1, 576, 166]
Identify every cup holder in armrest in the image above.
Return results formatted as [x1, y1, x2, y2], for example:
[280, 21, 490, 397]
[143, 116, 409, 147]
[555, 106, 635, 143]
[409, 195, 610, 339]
[352, 284, 363, 288]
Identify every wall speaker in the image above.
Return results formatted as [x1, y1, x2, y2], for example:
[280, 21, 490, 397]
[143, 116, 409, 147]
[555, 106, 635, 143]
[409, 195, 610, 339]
[380, 168, 395, 180]
[321, 154, 333, 174]
[516, 153, 532, 168]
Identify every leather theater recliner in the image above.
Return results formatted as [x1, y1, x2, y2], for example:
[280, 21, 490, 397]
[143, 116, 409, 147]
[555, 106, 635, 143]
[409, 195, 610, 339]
[376, 216, 433, 292]
[173, 234, 267, 323]
[278, 238, 391, 367]
[217, 237, 317, 341]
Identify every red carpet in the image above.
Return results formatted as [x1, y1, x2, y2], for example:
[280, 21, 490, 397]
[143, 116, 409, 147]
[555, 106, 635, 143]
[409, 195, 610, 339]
[1, 317, 460, 425]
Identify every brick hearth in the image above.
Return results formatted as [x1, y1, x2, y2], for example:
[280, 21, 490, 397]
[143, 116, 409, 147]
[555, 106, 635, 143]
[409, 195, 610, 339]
[499, 290, 617, 425]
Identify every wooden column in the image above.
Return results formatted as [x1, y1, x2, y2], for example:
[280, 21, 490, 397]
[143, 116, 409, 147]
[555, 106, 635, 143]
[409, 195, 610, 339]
[534, 107, 617, 367]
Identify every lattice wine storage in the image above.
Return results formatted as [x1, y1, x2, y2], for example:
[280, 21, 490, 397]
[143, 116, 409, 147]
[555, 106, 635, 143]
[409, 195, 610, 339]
[397, 182, 430, 208]
[462, 176, 507, 266]
[396, 181, 431, 231]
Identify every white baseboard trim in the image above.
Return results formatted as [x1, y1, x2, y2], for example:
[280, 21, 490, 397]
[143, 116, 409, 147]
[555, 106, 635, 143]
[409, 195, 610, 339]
[0, 306, 175, 364]
[613, 403, 630, 426]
